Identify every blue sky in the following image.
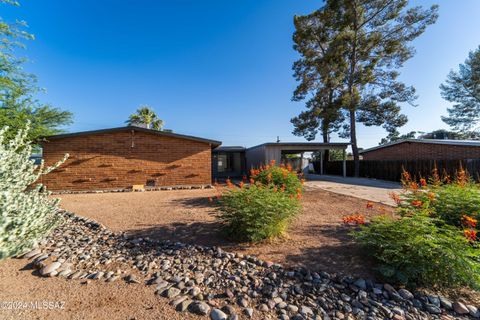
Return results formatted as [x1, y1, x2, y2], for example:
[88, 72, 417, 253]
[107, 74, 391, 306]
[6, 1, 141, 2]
[3, 0, 480, 149]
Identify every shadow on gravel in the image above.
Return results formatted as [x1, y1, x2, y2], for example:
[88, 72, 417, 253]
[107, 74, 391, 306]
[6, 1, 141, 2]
[126, 221, 234, 248]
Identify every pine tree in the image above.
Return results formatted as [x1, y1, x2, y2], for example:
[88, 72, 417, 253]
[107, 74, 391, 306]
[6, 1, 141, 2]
[440, 46, 480, 134]
[292, 0, 438, 176]
[0, 124, 67, 260]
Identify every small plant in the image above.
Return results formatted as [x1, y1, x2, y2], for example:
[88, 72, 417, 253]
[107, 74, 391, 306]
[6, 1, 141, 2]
[0, 125, 67, 260]
[250, 160, 303, 196]
[353, 214, 480, 288]
[217, 183, 301, 242]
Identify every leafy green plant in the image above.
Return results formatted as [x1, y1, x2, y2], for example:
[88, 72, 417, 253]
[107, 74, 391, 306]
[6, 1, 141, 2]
[432, 183, 480, 226]
[250, 160, 303, 196]
[353, 214, 480, 288]
[218, 184, 301, 242]
[0, 124, 67, 260]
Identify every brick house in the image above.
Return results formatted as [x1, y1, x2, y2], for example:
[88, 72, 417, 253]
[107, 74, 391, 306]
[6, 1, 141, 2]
[40, 126, 221, 191]
[360, 139, 480, 160]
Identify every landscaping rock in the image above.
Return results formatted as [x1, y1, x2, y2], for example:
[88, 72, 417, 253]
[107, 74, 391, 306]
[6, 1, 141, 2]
[25, 210, 475, 320]
[453, 301, 470, 315]
[40, 262, 61, 276]
[210, 308, 227, 320]
[189, 301, 210, 315]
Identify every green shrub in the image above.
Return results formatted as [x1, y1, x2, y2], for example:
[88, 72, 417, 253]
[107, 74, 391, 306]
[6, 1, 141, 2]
[218, 184, 301, 242]
[0, 125, 67, 260]
[353, 214, 480, 288]
[431, 183, 480, 226]
[250, 161, 303, 196]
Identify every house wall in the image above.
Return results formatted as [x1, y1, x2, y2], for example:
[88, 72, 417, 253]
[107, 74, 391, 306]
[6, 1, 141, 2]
[362, 141, 480, 160]
[245, 145, 266, 171]
[40, 130, 213, 191]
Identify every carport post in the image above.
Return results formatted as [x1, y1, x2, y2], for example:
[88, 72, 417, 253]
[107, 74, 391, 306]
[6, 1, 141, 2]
[342, 149, 346, 177]
[320, 150, 324, 175]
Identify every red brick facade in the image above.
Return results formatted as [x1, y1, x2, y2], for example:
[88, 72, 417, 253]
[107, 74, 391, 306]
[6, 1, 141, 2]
[40, 129, 215, 191]
[361, 141, 480, 161]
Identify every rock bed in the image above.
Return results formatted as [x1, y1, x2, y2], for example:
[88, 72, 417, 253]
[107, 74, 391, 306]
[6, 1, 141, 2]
[20, 210, 477, 320]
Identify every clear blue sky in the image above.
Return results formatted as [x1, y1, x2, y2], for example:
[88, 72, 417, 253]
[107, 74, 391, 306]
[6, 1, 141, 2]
[3, 0, 480, 149]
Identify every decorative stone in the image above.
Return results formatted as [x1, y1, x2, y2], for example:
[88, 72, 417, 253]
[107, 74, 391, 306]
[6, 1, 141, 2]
[40, 262, 61, 276]
[210, 308, 227, 320]
[189, 301, 211, 315]
[453, 302, 470, 315]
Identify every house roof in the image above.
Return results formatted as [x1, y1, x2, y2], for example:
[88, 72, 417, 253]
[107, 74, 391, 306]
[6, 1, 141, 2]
[247, 142, 350, 150]
[360, 139, 480, 154]
[213, 146, 246, 152]
[40, 126, 222, 148]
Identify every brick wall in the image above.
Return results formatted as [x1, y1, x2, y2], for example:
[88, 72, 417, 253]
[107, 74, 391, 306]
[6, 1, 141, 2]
[362, 141, 480, 160]
[40, 130, 213, 191]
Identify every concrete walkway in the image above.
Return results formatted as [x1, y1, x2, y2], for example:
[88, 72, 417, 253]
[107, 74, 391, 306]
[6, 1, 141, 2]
[305, 174, 402, 206]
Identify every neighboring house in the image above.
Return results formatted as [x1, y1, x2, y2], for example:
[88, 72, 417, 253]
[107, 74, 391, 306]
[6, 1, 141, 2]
[360, 139, 480, 160]
[40, 126, 221, 191]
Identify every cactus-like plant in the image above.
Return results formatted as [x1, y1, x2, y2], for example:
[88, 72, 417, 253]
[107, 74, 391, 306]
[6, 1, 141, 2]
[0, 124, 67, 260]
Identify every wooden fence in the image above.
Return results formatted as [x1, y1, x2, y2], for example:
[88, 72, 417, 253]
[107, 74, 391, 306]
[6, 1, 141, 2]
[313, 159, 480, 182]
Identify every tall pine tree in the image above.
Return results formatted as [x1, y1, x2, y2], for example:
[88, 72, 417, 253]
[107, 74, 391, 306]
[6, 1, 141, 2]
[292, 0, 438, 176]
[440, 46, 480, 135]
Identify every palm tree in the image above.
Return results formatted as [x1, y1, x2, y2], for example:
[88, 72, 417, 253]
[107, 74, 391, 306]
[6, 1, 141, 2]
[126, 105, 164, 130]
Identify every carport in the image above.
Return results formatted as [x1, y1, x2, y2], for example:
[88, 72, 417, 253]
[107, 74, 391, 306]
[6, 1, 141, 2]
[245, 142, 350, 177]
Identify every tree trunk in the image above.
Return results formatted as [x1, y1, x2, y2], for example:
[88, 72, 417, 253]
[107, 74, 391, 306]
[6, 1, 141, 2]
[322, 126, 330, 164]
[349, 109, 360, 177]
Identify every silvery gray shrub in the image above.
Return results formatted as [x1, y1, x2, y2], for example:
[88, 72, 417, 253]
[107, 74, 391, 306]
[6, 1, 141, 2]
[0, 124, 68, 260]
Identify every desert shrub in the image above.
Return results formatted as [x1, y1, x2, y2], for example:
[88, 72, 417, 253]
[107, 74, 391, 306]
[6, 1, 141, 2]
[353, 214, 480, 288]
[218, 184, 301, 242]
[0, 125, 67, 260]
[250, 160, 303, 196]
[395, 169, 480, 227]
[431, 183, 480, 226]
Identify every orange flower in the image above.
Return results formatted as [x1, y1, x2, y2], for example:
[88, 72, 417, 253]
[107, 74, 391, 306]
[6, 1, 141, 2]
[286, 164, 293, 172]
[366, 202, 374, 209]
[296, 193, 301, 200]
[300, 178, 305, 185]
[427, 192, 436, 201]
[420, 178, 427, 187]
[462, 215, 477, 228]
[411, 200, 423, 208]
[249, 178, 255, 184]
[389, 192, 401, 205]
[342, 214, 365, 225]
[270, 159, 276, 166]
[409, 182, 419, 191]
[464, 229, 477, 242]
[239, 181, 245, 188]
[267, 173, 272, 182]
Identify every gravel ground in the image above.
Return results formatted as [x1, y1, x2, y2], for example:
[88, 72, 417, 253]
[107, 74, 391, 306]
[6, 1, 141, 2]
[56, 187, 394, 279]
[0, 258, 201, 320]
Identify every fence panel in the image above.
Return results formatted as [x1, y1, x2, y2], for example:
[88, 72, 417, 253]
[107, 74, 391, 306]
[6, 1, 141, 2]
[316, 159, 480, 182]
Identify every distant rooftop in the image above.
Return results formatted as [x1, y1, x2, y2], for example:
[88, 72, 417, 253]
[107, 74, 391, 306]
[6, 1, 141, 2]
[247, 142, 350, 150]
[360, 139, 480, 154]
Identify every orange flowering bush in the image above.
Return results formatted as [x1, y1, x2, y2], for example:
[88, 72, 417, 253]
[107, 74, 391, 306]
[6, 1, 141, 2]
[397, 168, 480, 226]
[214, 161, 304, 242]
[217, 183, 301, 242]
[342, 214, 365, 225]
[250, 160, 303, 197]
